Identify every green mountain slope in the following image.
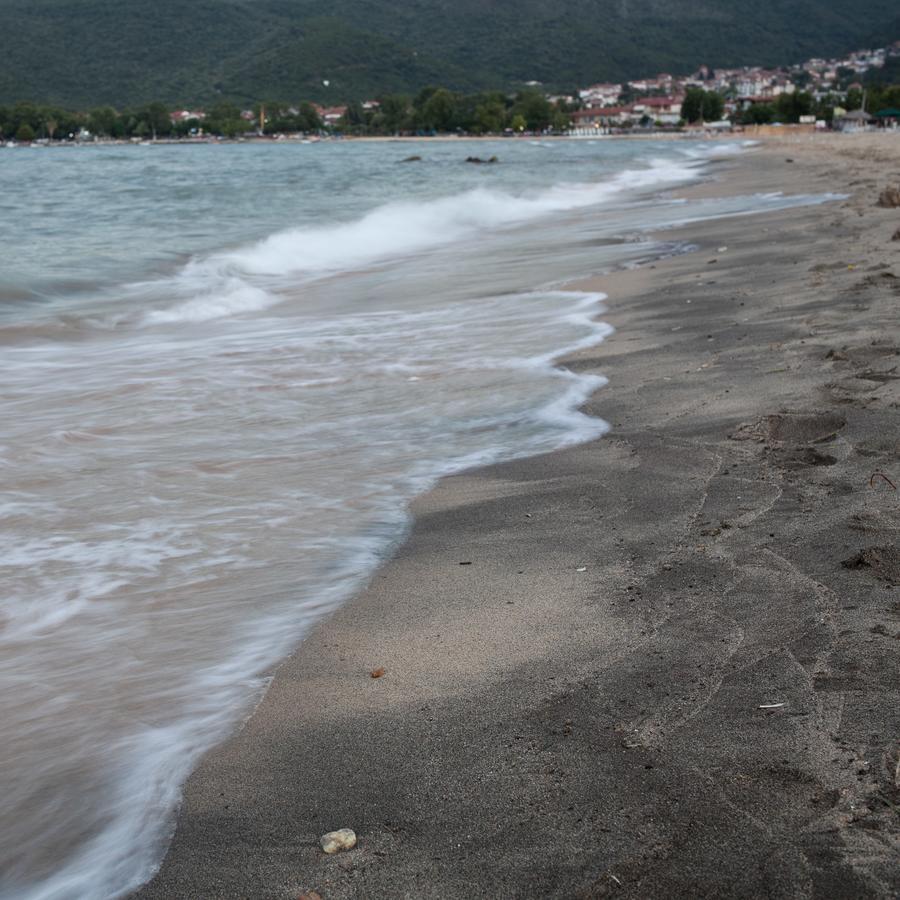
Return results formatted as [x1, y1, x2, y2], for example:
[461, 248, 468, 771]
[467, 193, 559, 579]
[0, 0, 896, 106]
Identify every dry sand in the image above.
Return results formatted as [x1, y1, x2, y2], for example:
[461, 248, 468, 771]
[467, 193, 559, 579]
[137, 134, 900, 899]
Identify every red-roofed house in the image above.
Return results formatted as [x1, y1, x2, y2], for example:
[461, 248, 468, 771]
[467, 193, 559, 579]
[169, 109, 206, 123]
[571, 106, 635, 128]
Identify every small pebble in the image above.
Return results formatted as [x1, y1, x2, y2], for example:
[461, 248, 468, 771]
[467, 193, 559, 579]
[320, 828, 357, 854]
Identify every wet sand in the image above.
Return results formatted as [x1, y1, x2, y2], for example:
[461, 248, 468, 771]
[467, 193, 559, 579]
[138, 135, 900, 898]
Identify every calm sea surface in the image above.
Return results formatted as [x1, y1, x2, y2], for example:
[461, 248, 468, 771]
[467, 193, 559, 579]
[0, 138, 835, 899]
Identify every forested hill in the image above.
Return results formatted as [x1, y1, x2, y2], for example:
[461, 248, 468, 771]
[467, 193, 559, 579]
[0, 0, 896, 107]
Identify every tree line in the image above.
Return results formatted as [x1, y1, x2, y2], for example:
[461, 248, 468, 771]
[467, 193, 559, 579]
[0, 101, 324, 142]
[339, 88, 573, 135]
[0, 89, 574, 141]
[3, 82, 898, 142]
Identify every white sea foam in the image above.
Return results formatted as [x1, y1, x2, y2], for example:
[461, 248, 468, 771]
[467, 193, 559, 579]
[141, 157, 700, 326]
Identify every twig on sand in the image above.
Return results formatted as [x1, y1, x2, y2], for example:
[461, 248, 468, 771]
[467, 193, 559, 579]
[758, 702, 787, 709]
[609, 874, 622, 885]
[869, 471, 897, 490]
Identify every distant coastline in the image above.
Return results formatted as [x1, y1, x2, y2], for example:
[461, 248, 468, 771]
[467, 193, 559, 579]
[0, 125, 833, 150]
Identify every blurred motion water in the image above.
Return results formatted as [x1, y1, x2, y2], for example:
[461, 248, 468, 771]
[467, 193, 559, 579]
[0, 137, 837, 898]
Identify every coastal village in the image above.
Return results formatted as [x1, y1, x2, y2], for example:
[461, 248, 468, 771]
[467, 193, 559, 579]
[568, 42, 899, 131]
[2, 41, 900, 144]
[175, 41, 900, 138]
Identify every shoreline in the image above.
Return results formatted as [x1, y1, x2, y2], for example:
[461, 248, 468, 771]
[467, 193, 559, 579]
[1, 126, 850, 150]
[137, 135, 900, 898]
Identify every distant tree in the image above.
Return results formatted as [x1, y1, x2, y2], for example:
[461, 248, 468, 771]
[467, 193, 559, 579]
[209, 101, 240, 120]
[140, 102, 171, 138]
[511, 90, 553, 131]
[205, 102, 247, 136]
[341, 101, 366, 129]
[88, 106, 118, 136]
[297, 101, 321, 132]
[510, 113, 526, 132]
[219, 118, 251, 138]
[739, 103, 774, 125]
[814, 97, 837, 124]
[701, 92, 724, 122]
[551, 108, 571, 131]
[379, 94, 410, 133]
[414, 85, 440, 109]
[15, 122, 35, 142]
[473, 100, 506, 133]
[775, 91, 813, 122]
[420, 88, 458, 132]
[11, 101, 41, 134]
[681, 87, 705, 123]
[845, 88, 863, 111]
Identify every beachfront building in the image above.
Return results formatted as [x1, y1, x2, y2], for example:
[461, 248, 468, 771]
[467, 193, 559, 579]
[315, 105, 348, 125]
[631, 95, 683, 123]
[834, 108, 875, 131]
[570, 106, 635, 133]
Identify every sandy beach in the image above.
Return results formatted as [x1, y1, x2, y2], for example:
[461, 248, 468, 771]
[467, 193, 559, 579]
[137, 134, 900, 899]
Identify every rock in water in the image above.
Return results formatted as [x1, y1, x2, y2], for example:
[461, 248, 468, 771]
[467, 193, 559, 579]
[320, 828, 357, 854]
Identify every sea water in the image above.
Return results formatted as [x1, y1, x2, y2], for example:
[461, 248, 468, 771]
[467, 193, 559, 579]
[0, 137, 836, 899]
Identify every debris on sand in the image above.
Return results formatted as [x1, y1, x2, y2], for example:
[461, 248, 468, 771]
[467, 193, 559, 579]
[320, 828, 357, 854]
[841, 546, 900, 585]
[877, 186, 900, 208]
[869, 471, 897, 490]
[370, 667, 386, 678]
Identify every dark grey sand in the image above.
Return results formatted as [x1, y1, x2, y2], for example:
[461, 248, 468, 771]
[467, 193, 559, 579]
[138, 137, 900, 899]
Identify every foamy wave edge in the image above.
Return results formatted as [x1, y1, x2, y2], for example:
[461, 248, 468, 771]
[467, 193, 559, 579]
[12, 289, 613, 900]
[139, 152, 714, 327]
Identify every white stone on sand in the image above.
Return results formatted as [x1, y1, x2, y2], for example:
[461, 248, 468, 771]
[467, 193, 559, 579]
[319, 828, 357, 854]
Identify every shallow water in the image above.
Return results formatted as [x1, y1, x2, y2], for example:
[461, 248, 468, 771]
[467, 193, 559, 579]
[0, 138, 837, 899]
